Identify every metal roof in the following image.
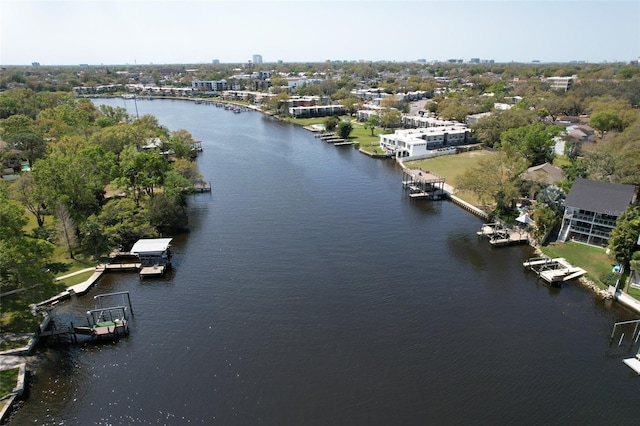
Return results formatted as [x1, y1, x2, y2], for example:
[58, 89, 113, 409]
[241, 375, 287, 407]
[130, 238, 173, 255]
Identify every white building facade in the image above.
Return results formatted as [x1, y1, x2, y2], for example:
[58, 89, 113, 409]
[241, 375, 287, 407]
[379, 125, 471, 160]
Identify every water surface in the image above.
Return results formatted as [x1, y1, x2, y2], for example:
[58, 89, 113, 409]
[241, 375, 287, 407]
[9, 98, 640, 425]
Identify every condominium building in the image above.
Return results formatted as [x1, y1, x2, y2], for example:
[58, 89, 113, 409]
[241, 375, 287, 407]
[379, 125, 470, 160]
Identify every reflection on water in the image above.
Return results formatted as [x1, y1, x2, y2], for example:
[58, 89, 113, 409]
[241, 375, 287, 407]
[8, 99, 640, 425]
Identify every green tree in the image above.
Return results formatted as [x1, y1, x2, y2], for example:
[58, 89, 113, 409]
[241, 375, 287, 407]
[33, 136, 115, 220]
[98, 104, 130, 124]
[90, 123, 143, 157]
[530, 204, 560, 242]
[116, 145, 171, 205]
[500, 122, 562, 166]
[590, 110, 622, 140]
[9, 173, 48, 227]
[0, 114, 36, 139]
[8, 130, 46, 167]
[97, 197, 156, 250]
[324, 116, 339, 132]
[0, 192, 54, 291]
[471, 108, 537, 148]
[168, 129, 195, 156]
[364, 114, 380, 136]
[146, 193, 188, 231]
[336, 121, 353, 139]
[380, 109, 402, 129]
[607, 205, 640, 268]
[79, 215, 108, 260]
[455, 151, 528, 214]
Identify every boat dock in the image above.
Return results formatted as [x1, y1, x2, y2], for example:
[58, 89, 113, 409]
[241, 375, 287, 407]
[523, 257, 586, 285]
[313, 132, 356, 146]
[193, 181, 211, 193]
[477, 222, 529, 246]
[139, 264, 169, 277]
[37, 291, 133, 343]
[402, 169, 445, 200]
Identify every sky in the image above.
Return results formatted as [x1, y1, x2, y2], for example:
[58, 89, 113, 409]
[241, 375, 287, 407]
[1, 0, 638, 66]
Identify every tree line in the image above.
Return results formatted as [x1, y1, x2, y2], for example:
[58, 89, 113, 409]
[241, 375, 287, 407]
[0, 88, 205, 293]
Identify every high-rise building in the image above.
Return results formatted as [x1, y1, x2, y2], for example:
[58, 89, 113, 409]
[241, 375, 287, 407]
[253, 54, 263, 64]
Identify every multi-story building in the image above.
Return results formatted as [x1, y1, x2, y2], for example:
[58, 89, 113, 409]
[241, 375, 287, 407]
[379, 125, 471, 160]
[557, 178, 637, 247]
[288, 104, 344, 118]
[546, 75, 578, 92]
[192, 79, 227, 91]
[252, 54, 263, 64]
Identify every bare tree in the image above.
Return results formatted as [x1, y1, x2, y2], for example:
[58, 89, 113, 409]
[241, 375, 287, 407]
[55, 201, 78, 259]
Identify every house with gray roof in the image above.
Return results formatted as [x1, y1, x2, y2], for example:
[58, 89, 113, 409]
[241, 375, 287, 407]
[557, 178, 637, 247]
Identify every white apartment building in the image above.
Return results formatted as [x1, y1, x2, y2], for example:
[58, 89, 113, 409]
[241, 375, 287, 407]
[379, 126, 470, 160]
[545, 75, 578, 92]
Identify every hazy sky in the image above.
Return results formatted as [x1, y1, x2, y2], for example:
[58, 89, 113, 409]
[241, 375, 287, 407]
[1, 0, 638, 65]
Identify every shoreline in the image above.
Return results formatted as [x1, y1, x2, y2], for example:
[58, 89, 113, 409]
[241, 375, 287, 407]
[2, 97, 636, 421]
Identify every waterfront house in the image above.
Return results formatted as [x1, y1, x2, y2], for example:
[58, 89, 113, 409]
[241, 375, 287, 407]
[557, 178, 637, 247]
[379, 125, 471, 160]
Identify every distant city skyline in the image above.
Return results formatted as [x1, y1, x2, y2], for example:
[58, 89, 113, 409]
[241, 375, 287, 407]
[1, 1, 638, 66]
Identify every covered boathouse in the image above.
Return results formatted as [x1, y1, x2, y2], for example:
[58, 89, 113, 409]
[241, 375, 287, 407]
[130, 238, 173, 278]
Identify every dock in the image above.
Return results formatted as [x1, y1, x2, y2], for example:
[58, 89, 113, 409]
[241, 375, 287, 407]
[37, 292, 133, 343]
[477, 222, 529, 246]
[523, 257, 586, 285]
[139, 264, 169, 277]
[402, 169, 446, 200]
[623, 356, 640, 374]
[193, 181, 211, 193]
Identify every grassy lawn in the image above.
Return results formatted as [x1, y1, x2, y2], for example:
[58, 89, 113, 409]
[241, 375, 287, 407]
[286, 116, 391, 154]
[0, 368, 19, 395]
[405, 150, 496, 206]
[539, 241, 615, 289]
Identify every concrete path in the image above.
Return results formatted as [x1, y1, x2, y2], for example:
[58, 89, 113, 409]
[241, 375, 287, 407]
[55, 267, 96, 281]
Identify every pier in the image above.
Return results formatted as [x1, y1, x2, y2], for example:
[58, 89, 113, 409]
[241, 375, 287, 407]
[523, 257, 586, 285]
[139, 264, 169, 277]
[477, 222, 529, 246]
[402, 169, 445, 200]
[193, 181, 211, 193]
[37, 291, 133, 343]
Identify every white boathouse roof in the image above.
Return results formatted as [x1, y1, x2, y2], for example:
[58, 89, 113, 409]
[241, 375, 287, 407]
[130, 238, 173, 255]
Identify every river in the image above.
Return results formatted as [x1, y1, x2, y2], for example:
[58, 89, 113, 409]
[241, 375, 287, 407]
[7, 98, 640, 425]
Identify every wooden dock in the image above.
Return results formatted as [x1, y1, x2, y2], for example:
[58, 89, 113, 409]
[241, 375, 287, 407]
[523, 257, 586, 285]
[489, 229, 529, 246]
[477, 222, 529, 246]
[193, 182, 211, 193]
[139, 264, 169, 278]
[96, 263, 141, 272]
[402, 169, 446, 200]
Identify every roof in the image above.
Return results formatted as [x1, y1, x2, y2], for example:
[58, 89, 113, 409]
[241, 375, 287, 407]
[130, 238, 173, 255]
[521, 162, 564, 185]
[565, 178, 636, 215]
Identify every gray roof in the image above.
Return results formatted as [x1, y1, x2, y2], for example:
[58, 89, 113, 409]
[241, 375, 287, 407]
[565, 178, 636, 216]
[521, 162, 564, 185]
